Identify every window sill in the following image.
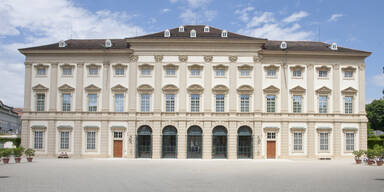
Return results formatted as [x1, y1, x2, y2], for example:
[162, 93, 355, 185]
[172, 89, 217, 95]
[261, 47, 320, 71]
[61, 75, 73, 78]
[317, 77, 329, 80]
[343, 77, 355, 80]
[239, 76, 251, 78]
[87, 75, 100, 77]
[139, 75, 152, 78]
[190, 75, 202, 78]
[113, 75, 126, 77]
[215, 76, 226, 78]
[165, 75, 177, 78]
[35, 75, 48, 78]
[292, 77, 303, 79]
[265, 76, 277, 79]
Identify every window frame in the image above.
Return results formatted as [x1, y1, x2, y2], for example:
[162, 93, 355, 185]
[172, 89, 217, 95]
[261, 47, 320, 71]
[88, 94, 98, 112]
[114, 93, 125, 112]
[240, 94, 250, 112]
[86, 131, 96, 150]
[293, 132, 303, 152]
[140, 94, 151, 112]
[190, 94, 200, 112]
[319, 132, 329, 152]
[318, 95, 328, 114]
[36, 93, 46, 112]
[215, 94, 225, 112]
[62, 93, 72, 112]
[165, 94, 175, 112]
[345, 132, 355, 152]
[60, 131, 70, 150]
[292, 95, 303, 113]
[344, 96, 353, 114]
[34, 130, 44, 150]
[266, 95, 276, 113]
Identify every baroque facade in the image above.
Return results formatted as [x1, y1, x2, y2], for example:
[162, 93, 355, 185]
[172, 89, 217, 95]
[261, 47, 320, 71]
[19, 25, 370, 159]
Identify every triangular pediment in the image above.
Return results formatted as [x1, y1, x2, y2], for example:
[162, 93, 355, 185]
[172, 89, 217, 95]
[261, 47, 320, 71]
[290, 86, 306, 94]
[84, 84, 101, 92]
[341, 87, 357, 95]
[111, 84, 128, 92]
[32, 84, 48, 92]
[316, 86, 331, 94]
[58, 84, 75, 92]
[237, 85, 254, 93]
[263, 85, 280, 93]
[162, 84, 179, 93]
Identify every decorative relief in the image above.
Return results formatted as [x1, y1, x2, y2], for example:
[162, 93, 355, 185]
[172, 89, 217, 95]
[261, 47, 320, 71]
[179, 55, 188, 62]
[315, 65, 331, 71]
[84, 84, 101, 92]
[188, 64, 203, 70]
[358, 63, 365, 71]
[162, 84, 179, 93]
[127, 54, 138, 62]
[187, 84, 204, 93]
[212, 85, 229, 94]
[307, 64, 314, 69]
[229, 56, 238, 62]
[289, 65, 305, 71]
[138, 63, 154, 70]
[154, 55, 163, 62]
[341, 87, 357, 95]
[289, 86, 306, 94]
[137, 84, 154, 93]
[263, 64, 280, 71]
[163, 63, 179, 70]
[32, 84, 49, 92]
[263, 85, 280, 93]
[204, 56, 213, 62]
[253, 55, 263, 63]
[212, 64, 228, 70]
[341, 66, 356, 71]
[315, 86, 332, 94]
[58, 84, 75, 92]
[111, 84, 128, 92]
[237, 85, 254, 94]
[332, 64, 339, 70]
[238, 64, 253, 70]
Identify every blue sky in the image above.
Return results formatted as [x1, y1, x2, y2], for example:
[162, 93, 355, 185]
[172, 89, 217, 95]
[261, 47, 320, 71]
[0, 0, 383, 107]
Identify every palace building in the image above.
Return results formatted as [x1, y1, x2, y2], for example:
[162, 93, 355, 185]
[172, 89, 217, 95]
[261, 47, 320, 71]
[19, 25, 370, 159]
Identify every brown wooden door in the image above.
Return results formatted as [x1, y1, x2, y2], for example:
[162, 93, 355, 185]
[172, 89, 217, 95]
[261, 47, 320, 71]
[267, 141, 276, 159]
[113, 140, 123, 158]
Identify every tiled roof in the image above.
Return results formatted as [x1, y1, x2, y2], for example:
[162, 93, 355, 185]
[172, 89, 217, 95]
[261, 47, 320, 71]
[19, 39, 129, 51]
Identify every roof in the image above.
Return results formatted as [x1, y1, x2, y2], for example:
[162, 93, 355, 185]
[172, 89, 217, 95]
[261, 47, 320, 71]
[19, 39, 129, 51]
[264, 40, 370, 54]
[127, 25, 266, 41]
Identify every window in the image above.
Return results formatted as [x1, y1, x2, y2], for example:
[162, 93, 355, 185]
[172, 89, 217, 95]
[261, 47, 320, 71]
[37, 68, 46, 76]
[293, 132, 303, 151]
[89, 67, 98, 75]
[115, 67, 125, 76]
[267, 95, 276, 112]
[319, 96, 328, 113]
[344, 71, 353, 78]
[240, 69, 250, 77]
[141, 69, 151, 76]
[293, 95, 302, 113]
[86, 131, 96, 150]
[88, 94, 97, 112]
[62, 94, 71, 112]
[221, 30, 228, 37]
[204, 26, 210, 32]
[190, 29, 196, 38]
[344, 96, 353, 114]
[165, 94, 175, 112]
[216, 69, 225, 77]
[34, 131, 43, 149]
[179, 26, 184, 32]
[293, 70, 302, 77]
[319, 70, 327, 78]
[346, 133, 354, 151]
[60, 131, 69, 149]
[63, 67, 72, 76]
[191, 69, 200, 76]
[216, 94, 225, 112]
[240, 95, 250, 112]
[319, 132, 329, 151]
[114, 94, 124, 112]
[267, 132, 276, 139]
[164, 29, 170, 37]
[114, 131, 123, 139]
[267, 69, 276, 77]
[166, 69, 176, 76]
[36, 93, 45, 112]
[191, 94, 200, 112]
[141, 94, 150, 112]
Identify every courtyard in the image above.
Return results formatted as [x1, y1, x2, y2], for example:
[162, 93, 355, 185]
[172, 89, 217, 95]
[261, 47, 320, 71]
[0, 158, 383, 192]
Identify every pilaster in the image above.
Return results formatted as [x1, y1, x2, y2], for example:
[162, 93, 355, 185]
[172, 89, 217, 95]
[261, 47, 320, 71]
[202, 122, 212, 159]
[20, 120, 29, 148]
[152, 121, 161, 159]
[307, 122, 315, 158]
[333, 122, 341, 158]
[24, 62, 32, 111]
[358, 64, 366, 114]
[47, 120, 56, 155]
[49, 63, 58, 111]
[228, 121, 237, 159]
[126, 121, 136, 158]
[153, 59, 162, 113]
[179, 60, 187, 113]
[280, 121, 289, 158]
[100, 121, 109, 157]
[75, 63, 84, 112]
[73, 120, 82, 156]
[128, 62, 137, 113]
[253, 121, 262, 159]
[307, 64, 315, 113]
[228, 60, 237, 113]
[281, 64, 288, 113]
[333, 64, 340, 113]
[177, 122, 187, 159]
[102, 62, 110, 112]
[203, 62, 212, 112]
[254, 60, 262, 112]
[359, 122, 368, 150]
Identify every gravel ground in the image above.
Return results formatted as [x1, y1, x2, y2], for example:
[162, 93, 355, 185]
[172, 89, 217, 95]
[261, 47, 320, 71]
[0, 158, 383, 192]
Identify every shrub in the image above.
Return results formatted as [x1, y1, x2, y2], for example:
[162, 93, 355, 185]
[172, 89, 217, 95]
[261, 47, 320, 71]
[24, 148, 35, 158]
[1, 148, 12, 158]
[366, 149, 376, 159]
[352, 150, 365, 159]
[13, 147, 24, 157]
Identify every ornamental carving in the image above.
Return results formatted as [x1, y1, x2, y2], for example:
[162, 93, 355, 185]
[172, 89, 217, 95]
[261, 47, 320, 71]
[137, 84, 154, 93]
[341, 66, 356, 72]
[154, 55, 163, 62]
[212, 64, 228, 70]
[358, 63, 365, 71]
[32, 84, 48, 92]
[253, 55, 263, 63]
[111, 84, 128, 92]
[138, 63, 154, 70]
[84, 84, 101, 92]
[238, 64, 253, 70]
[341, 87, 357, 95]
[264, 64, 279, 71]
[315, 65, 331, 71]
[212, 85, 229, 94]
[112, 64, 127, 69]
[290, 127, 306, 132]
[237, 85, 254, 94]
[315, 86, 332, 94]
[58, 84, 75, 92]
[332, 64, 340, 70]
[162, 84, 179, 93]
[289, 65, 305, 71]
[229, 56, 238, 62]
[187, 84, 204, 93]
[188, 64, 203, 70]
[179, 55, 188, 62]
[127, 54, 138, 62]
[289, 86, 306, 94]
[263, 85, 280, 93]
[204, 56, 213, 62]
[163, 64, 179, 70]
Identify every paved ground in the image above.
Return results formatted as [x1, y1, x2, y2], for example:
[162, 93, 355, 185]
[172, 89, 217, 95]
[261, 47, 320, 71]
[0, 158, 384, 192]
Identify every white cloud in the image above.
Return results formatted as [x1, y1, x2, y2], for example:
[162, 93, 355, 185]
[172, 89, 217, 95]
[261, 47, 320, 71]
[180, 9, 197, 24]
[173, 0, 216, 23]
[328, 14, 343, 22]
[162, 8, 170, 13]
[235, 6, 254, 22]
[373, 74, 384, 87]
[247, 12, 275, 28]
[0, 0, 145, 107]
[283, 11, 308, 23]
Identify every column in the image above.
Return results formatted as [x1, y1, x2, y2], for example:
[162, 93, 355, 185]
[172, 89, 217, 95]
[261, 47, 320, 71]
[100, 121, 109, 157]
[307, 122, 315, 158]
[333, 64, 340, 113]
[128, 62, 137, 113]
[152, 121, 161, 159]
[202, 122, 212, 159]
[75, 63, 84, 112]
[307, 64, 315, 113]
[24, 62, 32, 111]
[358, 64, 366, 114]
[49, 63, 58, 111]
[47, 120, 56, 156]
[253, 121, 262, 159]
[254, 58, 262, 112]
[280, 121, 289, 158]
[102, 62, 110, 112]
[73, 120, 82, 157]
[229, 60, 237, 113]
[153, 60, 162, 113]
[127, 121, 136, 158]
[203, 62, 212, 112]
[179, 61, 187, 113]
[281, 64, 288, 113]
[177, 122, 187, 159]
[359, 122, 368, 150]
[20, 120, 29, 148]
[228, 121, 237, 159]
[333, 122, 341, 158]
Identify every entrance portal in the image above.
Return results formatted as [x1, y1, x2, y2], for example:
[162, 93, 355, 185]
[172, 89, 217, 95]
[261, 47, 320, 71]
[212, 126, 227, 159]
[187, 126, 203, 159]
[137, 126, 152, 158]
[162, 126, 177, 158]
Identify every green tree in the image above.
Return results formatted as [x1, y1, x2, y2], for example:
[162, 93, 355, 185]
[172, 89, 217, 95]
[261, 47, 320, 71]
[366, 99, 384, 131]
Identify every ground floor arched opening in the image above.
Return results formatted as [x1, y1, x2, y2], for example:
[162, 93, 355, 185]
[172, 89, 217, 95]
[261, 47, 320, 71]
[238, 126, 253, 159]
[137, 125, 152, 158]
[187, 126, 203, 159]
[162, 126, 177, 158]
[212, 126, 227, 159]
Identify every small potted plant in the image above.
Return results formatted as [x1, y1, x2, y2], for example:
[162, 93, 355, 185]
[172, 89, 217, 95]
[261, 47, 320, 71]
[366, 149, 376, 165]
[13, 147, 24, 163]
[352, 150, 364, 164]
[373, 145, 384, 166]
[24, 148, 35, 162]
[2, 148, 12, 164]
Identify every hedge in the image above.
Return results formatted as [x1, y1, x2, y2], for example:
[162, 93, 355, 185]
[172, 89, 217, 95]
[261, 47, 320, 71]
[0, 138, 21, 147]
[368, 139, 384, 149]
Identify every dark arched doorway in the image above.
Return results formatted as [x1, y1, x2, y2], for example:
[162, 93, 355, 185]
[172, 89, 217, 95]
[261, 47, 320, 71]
[238, 126, 253, 159]
[162, 126, 177, 158]
[187, 126, 203, 159]
[137, 125, 152, 158]
[212, 126, 227, 159]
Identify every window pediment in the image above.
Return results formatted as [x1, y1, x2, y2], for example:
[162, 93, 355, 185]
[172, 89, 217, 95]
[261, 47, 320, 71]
[60, 64, 75, 68]
[86, 64, 101, 68]
[137, 84, 154, 93]
[316, 86, 331, 94]
[32, 84, 48, 92]
[263, 85, 280, 93]
[315, 65, 331, 71]
[237, 85, 254, 94]
[163, 64, 179, 70]
[84, 84, 101, 92]
[212, 85, 229, 94]
[290, 86, 306, 94]
[138, 63, 154, 70]
[290, 127, 306, 132]
[341, 87, 357, 95]
[188, 64, 203, 70]
[111, 84, 128, 92]
[264, 64, 279, 71]
[289, 65, 305, 71]
[341, 66, 356, 72]
[58, 84, 75, 92]
[34, 64, 49, 69]
[31, 125, 47, 130]
[187, 84, 204, 93]
[238, 64, 253, 70]
[162, 84, 179, 93]
[112, 63, 127, 69]
[213, 64, 228, 70]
